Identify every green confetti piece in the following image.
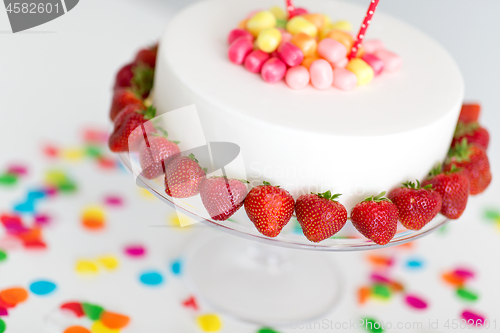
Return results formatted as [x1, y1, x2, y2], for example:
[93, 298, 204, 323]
[258, 328, 280, 333]
[371, 284, 391, 299]
[85, 145, 103, 158]
[0, 318, 6, 333]
[0, 173, 18, 186]
[0, 250, 7, 262]
[438, 224, 449, 235]
[457, 288, 479, 302]
[484, 209, 500, 221]
[45, 170, 68, 185]
[362, 318, 384, 333]
[58, 181, 77, 193]
[82, 302, 104, 320]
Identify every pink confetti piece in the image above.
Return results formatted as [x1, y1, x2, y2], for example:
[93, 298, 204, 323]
[7, 164, 28, 176]
[124, 245, 146, 258]
[34, 214, 52, 227]
[370, 273, 392, 284]
[104, 195, 123, 207]
[0, 307, 8, 316]
[453, 268, 475, 280]
[404, 294, 428, 310]
[461, 310, 486, 324]
[44, 186, 58, 197]
[182, 296, 199, 311]
[82, 128, 109, 144]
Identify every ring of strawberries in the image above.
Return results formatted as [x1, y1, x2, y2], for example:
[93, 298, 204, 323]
[108, 45, 492, 246]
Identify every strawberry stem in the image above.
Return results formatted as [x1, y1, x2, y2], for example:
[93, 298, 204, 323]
[363, 191, 391, 203]
[447, 138, 471, 163]
[315, 190, 341, 201]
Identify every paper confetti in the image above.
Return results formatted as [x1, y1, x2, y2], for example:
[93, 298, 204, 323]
[0, 287, 28, 306]
[196, 314, 222, 332]
[461, 309, 486, 324]
[30, 280, 57, 296]
[0, 250, 7, 263]
[75, 260, 100, 275]
[371, 284, 391, 300]
[171, 258, 182, 275]
[81, 206, 106, 231]
[64, 326, 91, 333]
[124, 244, 146, 258]
[404, 294, 428, 310]
[139, 270, 164, 286]
[182, 296, 199, 311]
[103, 195, 123, 207]
[456, 288, 479, 302]
[60, 302, 85, 317]
[361, 318, 384, 333]
[0, 319, 5, 333]
[406, 258, 424, 269]
[0, 173, 18, 186]
[100, 311, 130, 329]
[82, 302, 104, 321]
[258, 328, 281, 333]
[91, 320, 120, 333]
[97, 255, 119, 271]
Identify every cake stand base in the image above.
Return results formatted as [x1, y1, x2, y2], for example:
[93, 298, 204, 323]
[184, 229, 344, 326]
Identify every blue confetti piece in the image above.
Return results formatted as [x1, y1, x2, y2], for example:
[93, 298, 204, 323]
[139, 270, 164, 286]
[171, 259, 182, 276]
[406, 258, 424, 269]
[29, 280, 57, 295]
[27, 189, 47, 200]
[13, 201, 35, 213]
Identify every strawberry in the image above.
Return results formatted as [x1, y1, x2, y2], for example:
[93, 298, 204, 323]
[444, 139, 491, 195]
[458, 103, 481, 123]
[139, 131, 180, 179]
[244, 181, 295, 237]
[200, 177, 248, 221]
[135, 45, 158, 68]
[110, 88, 144, 121]
[452, 121, 489, 150]
[114, 62, 135, 89]
[387, 180, 442, 230]
[114, 63, 154, 98]
[295, 191, 347, 242]
[422, 164, 470, 219]
[164, 154, 206, 198]
[350, 192, 399, 245]
[108, 106, 156, 153]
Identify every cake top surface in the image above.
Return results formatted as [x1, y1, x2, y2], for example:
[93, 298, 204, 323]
[161, 0, 464, 136]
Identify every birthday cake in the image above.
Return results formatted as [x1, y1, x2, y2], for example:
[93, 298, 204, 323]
[108, 0, 492, 245]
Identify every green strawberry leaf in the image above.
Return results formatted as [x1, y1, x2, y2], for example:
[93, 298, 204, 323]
[447, 138, 471, 163]
[143, 106, 156, 120]
[454, 121, 479, 138]
[132, 63, 154, 97]
[364, 191, 392, 203]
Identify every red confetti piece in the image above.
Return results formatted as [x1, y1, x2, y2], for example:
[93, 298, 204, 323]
[82, 128, 109, 144]
[182, 296, 199, 311]
[461, 310, 486, 324]
[42, 144, 59, 158]
[404, 294, 428, 310]
[60, 302, 85, 318]
[97, 157, 117, 169]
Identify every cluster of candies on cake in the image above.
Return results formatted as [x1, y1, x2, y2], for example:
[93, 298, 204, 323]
[227, 6, 401, 90]
[108, 49, 490, 246]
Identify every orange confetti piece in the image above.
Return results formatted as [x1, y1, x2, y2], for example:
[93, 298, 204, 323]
[64, 326, 91, 333]
[366, 254, 393, 267]
[100, 311, 130, 329]
[389, 281, 405, 293]
[357, 286, 371, 305]
[81, 206, 106, 230]
[442, 272, 465, 287]
[0, 287, 28, 306]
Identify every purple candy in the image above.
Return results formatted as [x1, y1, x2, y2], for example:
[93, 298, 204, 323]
[261, 58, 287, 83]
[244, 50, 271, 73]
[228, 37, 253, 65]
[277, 42, 304, 67]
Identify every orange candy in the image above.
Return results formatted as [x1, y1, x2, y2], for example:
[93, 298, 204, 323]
[326, 29, 353, 54]
[357, 286, 371, 305]
[301, 55, 320, 69]
[64, 326, 91, 333]
[0, 287, 28, 306]
[303, 13, 325, 30]
[100, 311, 131, 329]
[237, 19, 248, 30]
[291, 33, 317, 57]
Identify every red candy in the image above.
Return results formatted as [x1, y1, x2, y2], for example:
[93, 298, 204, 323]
[228, 37, 254, 65]
[244, 50, 271, 73]
[290, 7, 308, 18]
[361, 54, 385, 76]
[277, 42, 304, 67]
[261, 57, 287, 83]
[227, 28, 253, 45]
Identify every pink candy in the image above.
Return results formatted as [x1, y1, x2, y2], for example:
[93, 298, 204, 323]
[285, 66, 310, 90]
[227, 28, 253, 45]
[363, 39, 385, 54]
[277, 42, 304, 67]
[374, 49, 402, 73]
[244, 50, 271, 73]
[279, 31, 293, 46]
[261, 57, 287, 83]
[228, 37, 254, 65]
[361, 54, 385, 76]
[333, 68, 357, 91]
[310, 59, 333, 90]
[317, 38, 347, 64]
[331, 57, 348, 69]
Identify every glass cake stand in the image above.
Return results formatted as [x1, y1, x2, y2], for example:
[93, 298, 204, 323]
[118, 151, 448, 325]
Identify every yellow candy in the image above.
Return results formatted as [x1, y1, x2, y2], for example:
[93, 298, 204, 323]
[346, 58, 374, 86]
[269, 6, 287, 20]
[291, 33, 317, 57]
[196, 314, 222, 332]
[246, 11, 276, 37]
[303, 13, 325, 30]
[256, 28, 281, 53]
[322, 14, 331, 26]
[286, 16, 318, 38]
[331, 20, 352, 32]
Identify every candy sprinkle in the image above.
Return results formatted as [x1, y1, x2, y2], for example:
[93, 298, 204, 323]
[196, 314, 222, 332]
[139, 271, 164, 286]
[97, 255, 119, 271]
[461, 310, 486, 324]
[0, 319, 5, 333]
[404, 294, 428, 310]
[124, 245, 146, 258]
[82, 302, 104, 321]
[361, 318, 384, 333]
[0, 308, 7, 316]
[406, 258, 424, 269]
[29, 280, 56, 296]
[371, 284, 391, 300]
[457, 288, 479, 302]
[182, 296, 199, 311]
[0, 173, 18, 186]
[63, 326, 91, 333]
[104, 195, 123, 207]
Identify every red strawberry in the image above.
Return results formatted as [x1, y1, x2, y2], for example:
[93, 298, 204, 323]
[164, 154, 206, 198]
[110, 88, 144, 121]
[458, 103, 481, 123]
[114, 63, 154, 98]
[108, 106, 156, 153]
[244, 181, 295, 237]
[200, 177, 248, 221]
[444, 139, 492, 195]
[422, 164, 470, 219]
[452, 121, 489, 150]
[295, 191, 347, 242]
[114, 62, 135, 89]
[350, 192, 399, 245]
[135, 45, 158, 68]
[387, 180, 442, 230]
[139, 133, 180, 179]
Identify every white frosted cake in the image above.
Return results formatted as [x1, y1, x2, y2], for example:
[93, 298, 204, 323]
[154, 0, 464, 209]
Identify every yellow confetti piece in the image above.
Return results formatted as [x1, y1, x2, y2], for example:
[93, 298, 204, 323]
[75, 259, 99, 275]
[91, 320, 120, 333]
[81, 205, 106, 230]
[97, 255, 119, 271]
[45, 169, 68, 186]
[138, 188, 156, 200]
[168, 212, 193, 229]
[196, 314, 222, 332]
[62, 148, 85, 161]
